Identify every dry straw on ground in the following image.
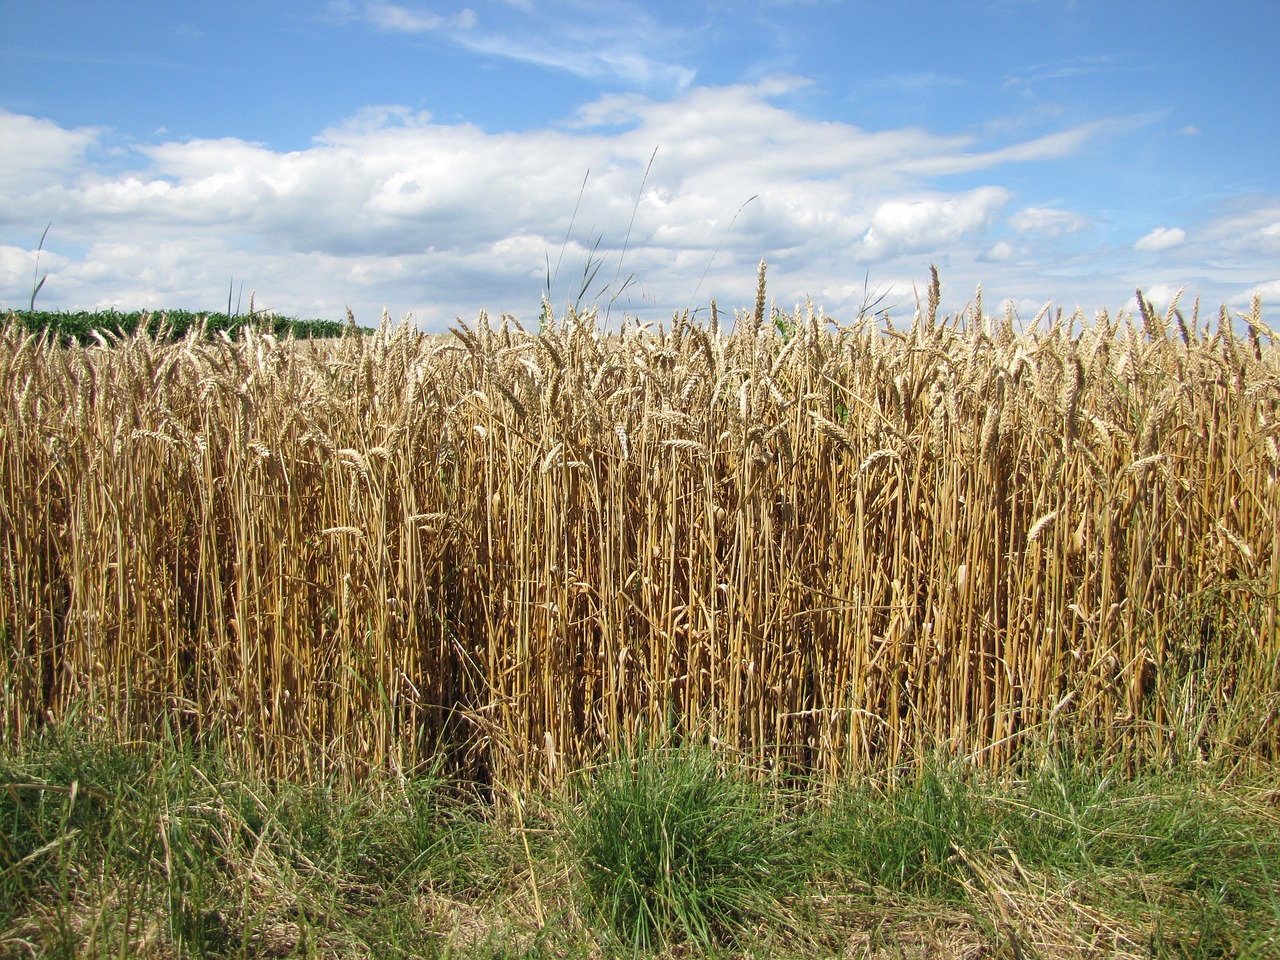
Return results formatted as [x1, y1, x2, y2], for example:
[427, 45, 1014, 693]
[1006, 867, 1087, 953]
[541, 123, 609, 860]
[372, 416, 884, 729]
[2, 273, 1278, 788]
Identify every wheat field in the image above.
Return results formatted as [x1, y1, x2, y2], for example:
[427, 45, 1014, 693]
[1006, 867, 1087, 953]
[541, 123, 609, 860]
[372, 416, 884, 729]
[2, 272, 1278, 790]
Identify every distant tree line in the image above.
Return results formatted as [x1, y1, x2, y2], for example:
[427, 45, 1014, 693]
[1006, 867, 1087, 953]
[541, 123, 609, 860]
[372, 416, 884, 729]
[4, 309, 359, 345]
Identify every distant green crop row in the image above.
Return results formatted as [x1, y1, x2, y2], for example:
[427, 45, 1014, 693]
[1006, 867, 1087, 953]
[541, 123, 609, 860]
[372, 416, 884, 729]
[4, 308, 356, 345]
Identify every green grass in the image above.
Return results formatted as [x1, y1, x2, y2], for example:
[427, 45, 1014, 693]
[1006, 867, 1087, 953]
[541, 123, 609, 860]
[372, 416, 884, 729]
[0, 721, 472, 958]
[571, 744, 808, 953]
[815, 753, 1280, 958]
[823, 760, 998, 901]
[1, 720, 1278, 958]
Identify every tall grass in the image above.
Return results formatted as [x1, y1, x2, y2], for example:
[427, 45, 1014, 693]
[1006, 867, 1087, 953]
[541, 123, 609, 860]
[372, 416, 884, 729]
[572, 742, 806, 951]
[7, 718, 1276, 958]
[1, 270, 1277, 789]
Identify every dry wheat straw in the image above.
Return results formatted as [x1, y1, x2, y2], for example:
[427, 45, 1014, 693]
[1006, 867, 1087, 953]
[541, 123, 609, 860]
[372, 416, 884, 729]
[1, 291, 1277, 790]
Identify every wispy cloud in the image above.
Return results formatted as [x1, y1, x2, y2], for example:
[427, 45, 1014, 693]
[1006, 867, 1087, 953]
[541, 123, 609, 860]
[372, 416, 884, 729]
[865, 73, 965, 92]
[1002, 54, 1131, 90]
[360, 2, 476, 32]
[336, 0, 697, 91]
[1009, 206, 1093, 237]
[1194, 198, 1280, 255]
[458, 33, 695, 88]
[902, 116, 1143, 177]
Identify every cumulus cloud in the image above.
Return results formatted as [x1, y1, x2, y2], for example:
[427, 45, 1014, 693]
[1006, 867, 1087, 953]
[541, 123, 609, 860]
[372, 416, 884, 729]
[1136, 283, 1189, 315]
[0, 110, 102, 195]
[860, 188, 1009, 260]
[1135, 226, 1186, 251]
[984, 241, 1015, 262]
[0, 244, 70, 300]
[1, 83, 1274, 329]
[1242, 279, 1280, 308]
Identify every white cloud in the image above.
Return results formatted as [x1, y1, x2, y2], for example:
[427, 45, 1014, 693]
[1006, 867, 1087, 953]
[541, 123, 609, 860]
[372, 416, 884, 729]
[1135, 226, 1186, 251]
[0, 244, 70, 301]
[346, 0, 697, 91]
[458, 32, 695, 89]
[1190, 200, 1280, 258]
[363, 2, 447, 31]
[566, 94, 648, 130]
[901, 117, 1143, 177]
[866, 73, 964, 92]
[1009, 206, 1091, 237]
[1, 87, 1276, 329]
[0, 110, 102, 194]
[342, 1, 474, 32]
[1136, 283, 1188, 315]
[860, 188, 1009, 260]
[1001, 55, 1127, 91]
[1242, 279, 1280, 307]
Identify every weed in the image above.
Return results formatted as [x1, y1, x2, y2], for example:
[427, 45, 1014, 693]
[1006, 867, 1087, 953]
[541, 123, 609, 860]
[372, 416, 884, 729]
[28, 223, 50, 312]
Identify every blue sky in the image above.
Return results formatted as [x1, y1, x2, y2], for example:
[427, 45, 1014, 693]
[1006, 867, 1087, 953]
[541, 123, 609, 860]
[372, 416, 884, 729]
[2, 0, 1278, 330]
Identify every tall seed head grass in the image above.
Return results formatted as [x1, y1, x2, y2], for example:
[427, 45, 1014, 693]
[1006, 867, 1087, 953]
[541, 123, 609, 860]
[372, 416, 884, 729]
[1, 287, 1278, 790]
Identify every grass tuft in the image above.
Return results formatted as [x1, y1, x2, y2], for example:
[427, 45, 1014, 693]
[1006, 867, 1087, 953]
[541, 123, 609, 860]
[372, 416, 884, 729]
[825, 760, 996, 900]
[571, 743, 806, 952]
